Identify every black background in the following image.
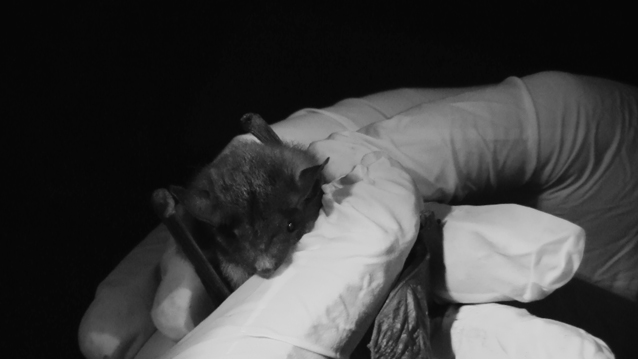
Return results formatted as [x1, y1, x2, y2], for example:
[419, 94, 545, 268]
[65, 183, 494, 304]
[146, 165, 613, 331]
[7, 3, 637, 358]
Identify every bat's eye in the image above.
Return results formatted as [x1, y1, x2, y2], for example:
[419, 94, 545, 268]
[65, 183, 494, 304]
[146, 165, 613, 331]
[287, 221, 296, 232]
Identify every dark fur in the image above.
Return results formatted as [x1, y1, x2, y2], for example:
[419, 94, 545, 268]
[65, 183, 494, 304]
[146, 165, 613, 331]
[170, 116, 327, 290]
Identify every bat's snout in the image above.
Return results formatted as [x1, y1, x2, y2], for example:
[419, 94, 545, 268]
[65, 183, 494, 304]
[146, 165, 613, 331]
[255, 256, 278, 277]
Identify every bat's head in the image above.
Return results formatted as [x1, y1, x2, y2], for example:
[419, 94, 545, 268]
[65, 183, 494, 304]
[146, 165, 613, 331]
[171, 156, 328, 279]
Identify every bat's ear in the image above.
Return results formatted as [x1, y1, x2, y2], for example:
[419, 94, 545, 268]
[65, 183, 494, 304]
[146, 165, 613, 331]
[297, 157, 329, 203]
[240, 113, 283, 146]
[169, 185, 217, 225]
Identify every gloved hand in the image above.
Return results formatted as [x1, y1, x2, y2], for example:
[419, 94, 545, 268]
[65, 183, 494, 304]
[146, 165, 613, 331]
[78, 85, 434, 359]
[79, 72, 638, 359]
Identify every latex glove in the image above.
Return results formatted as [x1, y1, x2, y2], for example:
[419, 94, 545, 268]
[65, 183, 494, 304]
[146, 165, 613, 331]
[432, 303, 614, 359]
